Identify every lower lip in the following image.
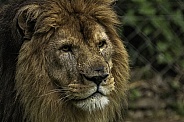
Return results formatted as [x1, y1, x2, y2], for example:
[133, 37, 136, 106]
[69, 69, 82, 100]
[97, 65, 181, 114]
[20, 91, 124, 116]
[75, 92, 104, 101]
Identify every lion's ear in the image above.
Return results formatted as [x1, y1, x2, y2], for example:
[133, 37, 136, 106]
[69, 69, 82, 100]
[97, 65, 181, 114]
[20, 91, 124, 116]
[17, 12, 26, 31]
[15, 4, 41, 40]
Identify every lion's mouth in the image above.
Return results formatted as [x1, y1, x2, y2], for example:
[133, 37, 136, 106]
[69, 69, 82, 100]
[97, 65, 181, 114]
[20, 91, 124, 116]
[73, 91, 109, 111]
[67, 77, 114, 111]
[74, 91, 104, 101]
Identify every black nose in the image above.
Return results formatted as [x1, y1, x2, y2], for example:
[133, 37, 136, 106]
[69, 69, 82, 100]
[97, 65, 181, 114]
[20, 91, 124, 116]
[83, 73, 109, 85]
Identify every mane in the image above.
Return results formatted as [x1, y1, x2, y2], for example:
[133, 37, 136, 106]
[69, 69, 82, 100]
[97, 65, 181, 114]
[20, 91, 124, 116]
[0, 0, 129, 122]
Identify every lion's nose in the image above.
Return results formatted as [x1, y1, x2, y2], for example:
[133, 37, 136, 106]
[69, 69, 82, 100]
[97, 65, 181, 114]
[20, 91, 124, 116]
[83, 73, 109, 86]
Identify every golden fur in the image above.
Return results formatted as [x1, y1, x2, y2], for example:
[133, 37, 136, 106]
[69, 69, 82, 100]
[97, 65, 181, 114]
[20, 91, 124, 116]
[0, 0, 129, 122]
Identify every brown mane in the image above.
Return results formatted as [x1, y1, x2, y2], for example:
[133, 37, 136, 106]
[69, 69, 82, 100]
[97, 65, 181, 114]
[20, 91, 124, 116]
[0, 0, 129, 122]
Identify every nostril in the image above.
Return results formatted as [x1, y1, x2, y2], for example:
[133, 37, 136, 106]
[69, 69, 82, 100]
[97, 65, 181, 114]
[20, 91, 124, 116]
[100, 74, 109, 80]
[83, 73, 109, 85]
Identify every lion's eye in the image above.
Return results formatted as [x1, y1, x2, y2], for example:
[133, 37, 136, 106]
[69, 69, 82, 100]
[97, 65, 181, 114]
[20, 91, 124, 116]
[98, 40, 107, 49]
[59, 45, 72, 52]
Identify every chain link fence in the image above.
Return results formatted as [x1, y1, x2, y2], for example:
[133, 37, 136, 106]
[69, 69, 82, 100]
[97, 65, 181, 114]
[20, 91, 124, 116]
[116, 0, 184, 120]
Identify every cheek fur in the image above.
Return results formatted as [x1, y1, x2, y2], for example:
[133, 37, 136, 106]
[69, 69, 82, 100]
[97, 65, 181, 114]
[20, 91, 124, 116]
[47, 52, 78, 85]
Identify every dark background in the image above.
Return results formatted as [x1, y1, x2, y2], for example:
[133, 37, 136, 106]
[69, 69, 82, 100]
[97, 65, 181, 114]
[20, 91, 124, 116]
[115, 0, 184, 121]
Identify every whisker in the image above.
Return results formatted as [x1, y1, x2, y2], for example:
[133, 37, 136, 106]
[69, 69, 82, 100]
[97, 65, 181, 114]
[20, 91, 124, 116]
[58, 94, 72, 103]
[38, 88, 69, 97]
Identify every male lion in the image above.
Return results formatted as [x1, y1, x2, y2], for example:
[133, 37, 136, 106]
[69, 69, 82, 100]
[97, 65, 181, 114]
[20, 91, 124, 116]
[0, 0, 129, 122]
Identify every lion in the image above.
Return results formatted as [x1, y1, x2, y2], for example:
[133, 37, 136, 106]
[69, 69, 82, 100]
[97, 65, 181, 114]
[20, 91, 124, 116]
[0, 0, 129, 122]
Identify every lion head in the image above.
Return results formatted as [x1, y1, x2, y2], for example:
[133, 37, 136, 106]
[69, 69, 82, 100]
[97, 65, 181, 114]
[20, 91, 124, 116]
[0, 0, 129, 122]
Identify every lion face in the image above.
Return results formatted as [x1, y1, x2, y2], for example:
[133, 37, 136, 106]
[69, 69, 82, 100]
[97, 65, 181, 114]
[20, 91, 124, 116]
[46, 23, 114, 111]
[12, 1, 129, 121]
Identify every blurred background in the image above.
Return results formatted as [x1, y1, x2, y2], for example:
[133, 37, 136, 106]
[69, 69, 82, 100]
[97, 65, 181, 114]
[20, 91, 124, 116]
[114, 0, 184, 121]
[1, 0, 184, 121]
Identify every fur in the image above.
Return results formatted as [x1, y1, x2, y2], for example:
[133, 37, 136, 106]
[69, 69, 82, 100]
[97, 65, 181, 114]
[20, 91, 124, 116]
[0, 0, 129, 122]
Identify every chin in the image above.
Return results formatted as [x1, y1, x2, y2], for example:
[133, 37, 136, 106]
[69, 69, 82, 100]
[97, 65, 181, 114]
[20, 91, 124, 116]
[74, 93, 109, 112]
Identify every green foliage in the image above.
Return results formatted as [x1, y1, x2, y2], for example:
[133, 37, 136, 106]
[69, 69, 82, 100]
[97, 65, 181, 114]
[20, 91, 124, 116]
[116, 0, 184, 117]
[118, 0, 184, 74]
[172, 101, 184, 116]
[129, 88, 142, 101]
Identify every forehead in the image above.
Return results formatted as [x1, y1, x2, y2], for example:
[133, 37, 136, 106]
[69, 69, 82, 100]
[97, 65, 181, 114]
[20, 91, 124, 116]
[56, 18, 108, 43]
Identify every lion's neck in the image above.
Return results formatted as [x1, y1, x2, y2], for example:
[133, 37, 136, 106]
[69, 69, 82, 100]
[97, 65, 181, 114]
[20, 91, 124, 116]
[22, 93, 112, 122]
[26, 102, 110, 122]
